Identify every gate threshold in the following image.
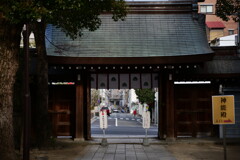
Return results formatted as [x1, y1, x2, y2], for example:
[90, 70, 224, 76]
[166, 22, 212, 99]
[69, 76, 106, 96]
[89, 137, 161, 145]
[91, 135, 158, 139]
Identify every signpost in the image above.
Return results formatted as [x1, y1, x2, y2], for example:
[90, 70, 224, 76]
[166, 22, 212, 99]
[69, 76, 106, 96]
[99, 110, 108, 146]
[212, 95, 235, 125]
[142, 111, 150, 146]
[23, 23, 30, 160]
[212, 95, 235, 160]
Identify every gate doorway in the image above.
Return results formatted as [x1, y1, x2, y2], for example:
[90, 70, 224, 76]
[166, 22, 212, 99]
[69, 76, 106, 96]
[90, 89, 159, 138]
[47, 68, 217, 140]
[90, 73, 159, 138]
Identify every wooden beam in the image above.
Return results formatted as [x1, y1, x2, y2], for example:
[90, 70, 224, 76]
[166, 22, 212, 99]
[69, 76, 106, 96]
[75, 80, 84, 140]
[166, 73, 175, 140]
[47, 54, 214, 65]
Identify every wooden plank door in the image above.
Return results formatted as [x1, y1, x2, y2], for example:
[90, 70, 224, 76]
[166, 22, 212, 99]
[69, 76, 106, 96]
[175, 84, 214, 137]
[48, 85, 75, 137]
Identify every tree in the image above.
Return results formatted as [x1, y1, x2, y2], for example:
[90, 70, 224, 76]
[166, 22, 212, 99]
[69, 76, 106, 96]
[31, 0, 126, 148]
[0, 0, 126, 159]
[135, 89, 155, 106]
[135, 89, 155, 121]
[91, 89, 100, 109]
[0, 18, 23, 160]
[216, 0, 239, 22]
[0, 2, 24, 159]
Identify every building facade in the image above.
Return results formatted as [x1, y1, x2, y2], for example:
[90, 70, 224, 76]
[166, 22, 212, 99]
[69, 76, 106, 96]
[45, 1, 240, 140]
[198, 0, 239, 45]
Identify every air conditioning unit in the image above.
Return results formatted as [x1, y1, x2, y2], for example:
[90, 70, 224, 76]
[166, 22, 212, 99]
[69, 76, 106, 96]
[235, 34, 238, 46]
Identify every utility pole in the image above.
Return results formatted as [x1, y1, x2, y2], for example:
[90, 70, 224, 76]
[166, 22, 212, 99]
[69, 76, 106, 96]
[23, 22, 30, 160]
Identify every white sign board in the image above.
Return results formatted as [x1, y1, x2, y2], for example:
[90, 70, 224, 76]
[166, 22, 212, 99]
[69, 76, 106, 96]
[100, 111, 108, 129]
[142, 111, 150, 129]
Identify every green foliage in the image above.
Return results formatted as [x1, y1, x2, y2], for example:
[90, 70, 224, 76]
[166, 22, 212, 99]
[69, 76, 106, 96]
[50, 0, 127, 39]
[49, 136, 57, 148]
[135, 89, 155, 105]
[216, 0, 239, 22]
[91, 89, 100, 108]
[0, 0, 127, 152]
[0, 0, 127, 39]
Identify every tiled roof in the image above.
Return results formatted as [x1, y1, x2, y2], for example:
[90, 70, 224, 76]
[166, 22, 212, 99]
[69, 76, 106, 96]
[46, 13, 213, 58]
[206, 21, 225, 29]
[202, 56, 240, 74]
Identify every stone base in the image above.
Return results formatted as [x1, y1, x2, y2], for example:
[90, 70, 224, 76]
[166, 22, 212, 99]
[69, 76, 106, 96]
[143, 138, 150, 146]
[166, 137, 176, 142]
[101, 138, 108, 146]
[35, 156, 48, 160]
[74, 138, 85, 142]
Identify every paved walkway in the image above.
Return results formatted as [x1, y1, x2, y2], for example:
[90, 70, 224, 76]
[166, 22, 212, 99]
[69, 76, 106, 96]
[32, 138, 240, 160]
[74, 144, 176, 160]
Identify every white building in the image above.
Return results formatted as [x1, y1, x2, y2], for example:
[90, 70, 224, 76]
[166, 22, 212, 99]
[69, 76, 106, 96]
[212, 34, 238, 46]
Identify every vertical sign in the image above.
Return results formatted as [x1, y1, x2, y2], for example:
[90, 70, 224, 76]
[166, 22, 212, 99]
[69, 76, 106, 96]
[212, 95, 235, 124]
[100, 111, 108, 129]
[142, 111, 150, 129]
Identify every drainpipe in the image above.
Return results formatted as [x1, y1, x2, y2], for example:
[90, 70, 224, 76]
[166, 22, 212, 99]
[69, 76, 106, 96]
[238, 18, 240, 56]
[238, 1, 240, 56]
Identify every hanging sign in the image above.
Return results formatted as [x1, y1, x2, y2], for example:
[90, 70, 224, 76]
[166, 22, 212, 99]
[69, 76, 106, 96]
[142, 111, 151, 129]
[100, 110, 108, 129]
[212, 95, 235, 124]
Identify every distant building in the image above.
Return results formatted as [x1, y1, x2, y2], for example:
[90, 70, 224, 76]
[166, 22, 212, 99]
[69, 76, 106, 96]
[108, 89, 122, 109]
[211, 34, 238, 46]
[198, 0, 238, 45]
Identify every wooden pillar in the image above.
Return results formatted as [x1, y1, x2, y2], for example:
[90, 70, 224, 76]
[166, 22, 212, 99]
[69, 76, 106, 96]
[166, 73, 175, 140]
[85, 72, 91, 140]
[75, 78, 84, 141]
[158, 72, 165, 139]
[75, 72, 91, 141]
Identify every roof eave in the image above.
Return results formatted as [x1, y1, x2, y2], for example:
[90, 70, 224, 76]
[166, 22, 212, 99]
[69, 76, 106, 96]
[47, 53, 214, 65]
[126, 0, 195, 13]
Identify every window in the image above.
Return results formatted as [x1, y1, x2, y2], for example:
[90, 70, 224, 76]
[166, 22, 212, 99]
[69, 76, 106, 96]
[200, 5, 213, 13]
[228, 29, 234, 35]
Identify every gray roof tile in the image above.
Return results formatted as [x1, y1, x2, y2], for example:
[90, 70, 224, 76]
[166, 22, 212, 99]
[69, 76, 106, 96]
[46, 13, 213, 57]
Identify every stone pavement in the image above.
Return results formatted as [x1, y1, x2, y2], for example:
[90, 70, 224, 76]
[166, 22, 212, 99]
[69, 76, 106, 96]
[74, 144, 176, 160]
[32, 137, 240, 160]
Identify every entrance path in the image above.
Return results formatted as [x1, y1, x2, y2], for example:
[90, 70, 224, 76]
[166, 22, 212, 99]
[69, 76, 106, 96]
[30, 138, 240, 160]
[74, 144, 176, 160]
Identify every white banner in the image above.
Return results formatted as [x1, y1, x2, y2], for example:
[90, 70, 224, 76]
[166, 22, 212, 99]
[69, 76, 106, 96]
[98, 74, 107, 89]
[131, 74, 140, 89]
[152, 73, 158, 88]
[142, 73, 151, 89]
[90, 74, 96, 88]
[91, 73, 159, 89]
[100, 111, 108, 129]
[120, 74, 129, 89]
[142, 111, 150, 129]
[109, 74, 118, 89]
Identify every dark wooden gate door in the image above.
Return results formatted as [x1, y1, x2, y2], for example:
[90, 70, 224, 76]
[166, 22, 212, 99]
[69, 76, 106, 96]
[175, 84, 215, 137]
[48, 85, 75, 137]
